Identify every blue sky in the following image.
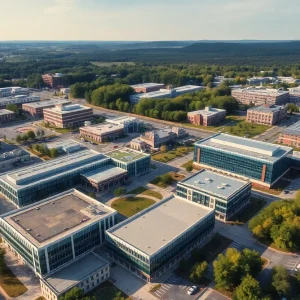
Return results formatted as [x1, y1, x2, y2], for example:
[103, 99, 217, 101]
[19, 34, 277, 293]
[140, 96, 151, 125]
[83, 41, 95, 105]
[1, 0, 300, 40]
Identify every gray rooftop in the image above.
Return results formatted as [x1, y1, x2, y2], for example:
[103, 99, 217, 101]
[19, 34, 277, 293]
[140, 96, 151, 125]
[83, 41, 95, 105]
[43, 252, 108, 295]
[0, 150, 108, 189]
[248, 104, 286, 113]
[0, 109, 15, 116]
[196, 133, 292, 163]
[178, 170, 250, 200]
[22, 99, 71, 108]
[3, 189, 115, 247]
[0, 149, 29, 162]
[282, 120, 300, 137]
[46, 139, 82, 153]
[188, 107, 226, 116]
[82, 165, 127, 184]
[80, 123, 123, 135]
[107, 196, 213, 256]
[105, 148, 149, 163]
[131, 83, 164, 88]
[44, 104, 92, 114]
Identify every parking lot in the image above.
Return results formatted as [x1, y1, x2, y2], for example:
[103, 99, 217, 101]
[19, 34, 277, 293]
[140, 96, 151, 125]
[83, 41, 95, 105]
[151, 274, 204, 300]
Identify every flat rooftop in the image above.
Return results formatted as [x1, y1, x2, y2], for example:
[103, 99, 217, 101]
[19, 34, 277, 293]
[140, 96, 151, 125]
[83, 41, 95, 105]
[233, 87, 289, 96]
[0, 109, 15, 115]
[80, 123, 123, 135]
[188, 107, 225, 116]
[179, 170, 250, 200]
[82, 165, 127, 184]
[43, 252, 108, 295]
[248, 104, 285, 113]
[22, 99, 71, 108]
[131, 89, 171, 99]
[196, 133, 292, 163]
[282, 120, 300, 136]
[0, 150, 108, 189]
[0, 95, 40, 104]
[46, 139, 82, 152]
[131, 83, 164, 88]
[107, 116, 139, 123]
[3, 189, 115, 247]
[45, 104, 91, 114]
[107, 196, 213, 256]
[105, 148, 149, 163]
[174, 85, 202, 92]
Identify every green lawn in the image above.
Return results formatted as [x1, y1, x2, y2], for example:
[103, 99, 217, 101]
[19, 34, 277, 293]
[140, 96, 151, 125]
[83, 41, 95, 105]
[112, 196, 155, 217]
[152, 146, 194, 163]
[127, 187, 163, 200]
[228, 198, 267, 224]
[181, 160, 193, 169]
[0, 250, 28, 297]
[87, 281, 131, 300]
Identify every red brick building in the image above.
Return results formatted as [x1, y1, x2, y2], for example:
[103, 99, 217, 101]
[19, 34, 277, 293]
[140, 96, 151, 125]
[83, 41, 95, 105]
[187, 107, 226, 126]
[278, 121, 300, 147]
[42, 73, 64, 88]
[43, 104, 93, 128]
[130, 83, 165, 93]
[0, 109, 15, 124]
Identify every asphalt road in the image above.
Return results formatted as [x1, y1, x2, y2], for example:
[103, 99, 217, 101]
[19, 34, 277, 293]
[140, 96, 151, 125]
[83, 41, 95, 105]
[203, 290, 229, 300]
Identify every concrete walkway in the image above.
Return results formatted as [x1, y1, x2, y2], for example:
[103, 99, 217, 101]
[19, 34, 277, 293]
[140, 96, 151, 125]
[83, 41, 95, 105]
[0, 245, 42, 300]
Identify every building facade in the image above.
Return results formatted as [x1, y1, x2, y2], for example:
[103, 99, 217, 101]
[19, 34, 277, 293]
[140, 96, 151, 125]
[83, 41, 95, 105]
[0, 149, 30, 169]
[0, 95, 40, 110]
[0, 109, 15, 123]
[22, 99, 71, 117]
[44, 104, 93, 128]
[176, 170, 252, 221]
[187, 107, 226, 126]
[106, 116, 143, 134]
[131, 83, 165, 93]
[42, 73, 64, 88]
[193, 133, 293, 188]
[246, 104, 287, 125]
[0, 87, 29, 98]
[232, 88, 290, 106]
[288, 86, 300, 104]
[106, 195, 215, 282]
[79, 123, 124, 143]
[278, 120, 300, 148]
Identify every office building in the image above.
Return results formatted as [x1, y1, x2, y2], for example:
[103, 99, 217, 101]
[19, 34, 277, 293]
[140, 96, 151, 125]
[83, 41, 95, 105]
[130, 137, 148, 151]
[46, 139, 82, 154]
[232, 87, 290, 106]
[0, 149, 30, 169]
[105, 148, 151, 178]
[288, 86, 300, 104]
[278, 120, 300, 148]
[106, 195, 214, 282]
[0, 109, 15, 123]
[176, 170, 252, 221]
[42, 73, 64, 88]
[246, 77, 273, 85]
[246, 104, 287, 125]
[277, 77, 300, 84]
[0, 87, 29, 98]
[187, 107, 226, 126]
[193, 133, 293, 188]
[80, 123, 124, 143]
[106, 116, 143, 134]
[0, 150, 111, 207]
[130, 85, 202, 104]
[22, 99, 71, 117]
[131, 83, 165, 93]
[44, 104, 93, 128]
[139, 127, 187, 149]
[0, 95, 40, 110]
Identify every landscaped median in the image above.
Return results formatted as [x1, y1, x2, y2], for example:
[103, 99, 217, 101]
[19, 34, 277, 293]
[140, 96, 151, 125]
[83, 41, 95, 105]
[0, 248, 28, 298]
[151, 146, 194, 163]
[126, 186, 163, 200]
[150, 172, 185, 188]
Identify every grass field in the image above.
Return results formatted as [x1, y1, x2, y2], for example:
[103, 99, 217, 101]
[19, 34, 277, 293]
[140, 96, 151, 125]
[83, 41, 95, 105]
[127, 186, 163, 200]
[87, 281, 131, 300]
[228, 198, 267, 224]
[0, 250, 28, 297]
[152, 146, 194, 163]
[112, 196, 155, 217]
[91, 61, 135, 67]
[181, 160, 193, 170]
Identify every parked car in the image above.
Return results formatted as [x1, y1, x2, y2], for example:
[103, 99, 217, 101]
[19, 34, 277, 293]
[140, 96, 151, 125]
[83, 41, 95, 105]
[283, 190, 289, 194]
[294, 264, 300, 272]
[187, 286, 198, 295]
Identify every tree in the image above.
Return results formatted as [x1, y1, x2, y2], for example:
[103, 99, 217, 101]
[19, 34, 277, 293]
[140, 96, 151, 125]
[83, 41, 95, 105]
[189, 261, 208, 283]
[60, 287, 93, 300]
[233, 275, 263, 300]
[26, 130, 36, 140]
[271, 266, 291, 297]
[114, 187, 127, 197]
[49, 148, 59, 158]
[6, 103, 19, 114]
[286, 103, 299, 114]
[185, 164, 193, 172]
[16, 135, 22, 143]
[160, 145, 167, 152]
[87, 192, 96, 199]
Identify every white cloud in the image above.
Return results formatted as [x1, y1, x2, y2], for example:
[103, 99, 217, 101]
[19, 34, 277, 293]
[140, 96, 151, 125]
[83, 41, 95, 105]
[45, 0, 78, 14]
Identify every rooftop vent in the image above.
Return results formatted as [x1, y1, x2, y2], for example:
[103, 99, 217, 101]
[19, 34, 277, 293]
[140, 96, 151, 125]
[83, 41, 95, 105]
[63, 227, 68, 231]
[36, 207, 40, 210]
[222, 183, 228, 187]
[15, 219, 19, 222]
[205, 178, 212, 182]
[217, 186, 225, 189]
[26, 228, 31, 231]
[36, 234, 40, 237]
[51, 202, 55, 205]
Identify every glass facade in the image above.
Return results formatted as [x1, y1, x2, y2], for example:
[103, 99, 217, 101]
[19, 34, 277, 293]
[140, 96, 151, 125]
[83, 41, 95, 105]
[194, 145, 290, 185]
[106, 213, 215, 276]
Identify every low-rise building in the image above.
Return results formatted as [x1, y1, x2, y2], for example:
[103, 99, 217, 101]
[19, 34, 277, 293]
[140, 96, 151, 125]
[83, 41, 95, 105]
[288, 86, 300, 104]
[0, 149, 30, 169]
[232, 87, 290, 106]
[44, 104, 93, 128]
[79, 123, 124, 143]
[106, 195, 215, 282]
[139, 127, 188, 148]
[0, 86, 29, 98]
[131, 83, 165, 93]
[130, 138, 148, 151]
[22, 99, 71, 117]
[246, 104, 287, 125]
[130, 85, 202, 105]
[0, 95, 40, 109]
[0, 109, 15, 123]
[42, 73, 64, 88]
[278, 120, 300, 148]
[176, 170, 252, 221]
[247, 77, 273, 85]
[276, 77, 300, 84]
[46, 139, 82, 154]
[106, 116, 143, 134]
[187, 107, 226, 126]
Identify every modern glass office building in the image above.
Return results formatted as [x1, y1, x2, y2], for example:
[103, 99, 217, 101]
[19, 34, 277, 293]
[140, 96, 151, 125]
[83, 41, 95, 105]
[106, 195, 215, 282]
[176, 170, 252, 221]
[0, 189, 117, 278]
[193, 133, 293, 188]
